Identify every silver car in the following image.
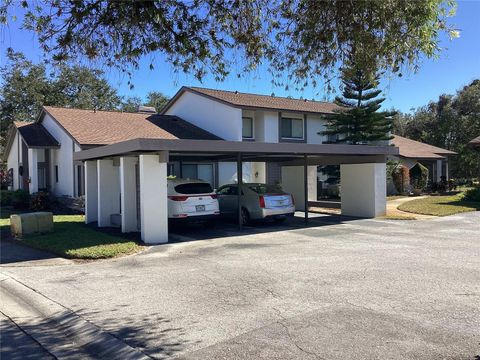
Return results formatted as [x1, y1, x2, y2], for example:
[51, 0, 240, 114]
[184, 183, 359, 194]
[216, 183, 295, 225]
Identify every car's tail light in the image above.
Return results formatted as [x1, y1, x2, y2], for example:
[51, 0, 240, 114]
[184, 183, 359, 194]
[259, 195, 265, 208]
[168, 195, 188, 201]
[291, 194, 295, 205]
[210, 194, 218, 199]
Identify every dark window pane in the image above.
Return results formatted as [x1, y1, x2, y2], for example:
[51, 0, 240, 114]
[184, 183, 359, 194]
[248, 184, 283, 194]
[174, 183, 213, 194]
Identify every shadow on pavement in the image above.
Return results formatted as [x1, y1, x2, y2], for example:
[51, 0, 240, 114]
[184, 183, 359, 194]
[168, 212, 362, 243]
[0, 239, 60, 265]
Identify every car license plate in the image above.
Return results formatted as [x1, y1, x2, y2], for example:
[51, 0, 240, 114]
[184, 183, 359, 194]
[196, 205, 205, 212]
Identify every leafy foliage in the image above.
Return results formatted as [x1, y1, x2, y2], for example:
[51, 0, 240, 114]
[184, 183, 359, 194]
[0, 51, 122, 150]
[322, 64, 394, 144]
[393, 80, 480, 178]
[0, 51, 170, 151]
[1, 0, 457, 88]
[462, 186, 480, 202]
[145, 91, 170, 112]
[410, 163, 429, 191]
[391, 164, 410, 194]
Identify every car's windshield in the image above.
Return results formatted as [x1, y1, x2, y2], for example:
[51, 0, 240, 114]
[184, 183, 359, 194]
[174, 183, 213, 194]
[248, 184, 283, 194]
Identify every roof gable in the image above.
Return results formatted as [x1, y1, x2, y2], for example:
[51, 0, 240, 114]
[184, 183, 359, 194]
[162, 86, 341, 115]
[39, 106, 222, 146]
[392, 135, 456, 159]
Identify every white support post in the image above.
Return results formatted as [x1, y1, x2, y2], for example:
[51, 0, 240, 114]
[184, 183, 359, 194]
[84, 161, 98, 224]
[97, 159, 120, 227]
[281, 165, 317, 211]
[340, 163, 386, 218]
[139, 153, 168, 244]
[27, 148, 38, 194]
[120, 157, 138, 233]
[436, 159, 443, 182]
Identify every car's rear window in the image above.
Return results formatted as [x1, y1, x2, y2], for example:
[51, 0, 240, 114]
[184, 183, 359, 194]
[248, 184, 283, 194]
[174, 183, 213, 194]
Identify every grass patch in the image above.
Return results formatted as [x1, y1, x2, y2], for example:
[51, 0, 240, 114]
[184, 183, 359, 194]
[380, 214, 417, 220]
[398, 192, 480, 216]
[3, 212, 143, 259]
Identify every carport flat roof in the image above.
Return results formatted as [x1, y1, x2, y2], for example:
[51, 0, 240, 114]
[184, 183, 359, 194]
[73, 138, 399, 163]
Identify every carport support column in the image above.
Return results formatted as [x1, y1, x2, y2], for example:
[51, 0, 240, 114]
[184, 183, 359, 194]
[120, 157, 138, 233]
[340, 163, 386, 218]
[237, 153, 243, 230]
[84, 161, 98, 224]
[97, 159, 120, 227]
[304, 154, 308, 223]
[139, 153, 168, 244]
[27, 148, 38, 194]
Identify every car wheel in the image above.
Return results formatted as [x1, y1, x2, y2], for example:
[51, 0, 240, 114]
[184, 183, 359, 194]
[241, 208, 250, 226]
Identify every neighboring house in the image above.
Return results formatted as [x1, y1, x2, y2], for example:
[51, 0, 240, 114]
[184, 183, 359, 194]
[468, 135, 480, 150]
[5, 105, 221, 196]
[389, 135, 456, 186]
[5, 87, 341, 199]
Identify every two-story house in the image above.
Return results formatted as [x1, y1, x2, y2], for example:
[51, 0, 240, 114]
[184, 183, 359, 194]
[161, 87, 340, 192]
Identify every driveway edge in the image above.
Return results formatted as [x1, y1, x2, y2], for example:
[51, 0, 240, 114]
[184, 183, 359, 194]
[0, 272, 151, 360]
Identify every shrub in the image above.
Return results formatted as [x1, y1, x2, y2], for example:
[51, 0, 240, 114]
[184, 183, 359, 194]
[463, 187, 480, 202]
[11, 190, 31, 209]
[410, 163, 428, 191]
[392, 164, 410, 194]
[0, 190, 14, 206]
[30, 192, 52, 211]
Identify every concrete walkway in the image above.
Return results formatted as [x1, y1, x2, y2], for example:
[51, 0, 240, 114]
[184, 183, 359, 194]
[386, 196, 437, 219]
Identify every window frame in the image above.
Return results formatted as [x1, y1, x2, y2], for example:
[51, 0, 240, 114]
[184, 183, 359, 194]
[242, 116, 254, 140]
[280, 116, 304, 140]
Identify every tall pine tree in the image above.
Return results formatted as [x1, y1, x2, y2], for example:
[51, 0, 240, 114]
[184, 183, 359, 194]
[322, 65, 394, 144]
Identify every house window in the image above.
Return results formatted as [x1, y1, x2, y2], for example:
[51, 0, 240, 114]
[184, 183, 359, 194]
[181, 163, 214, 186]
[55, 165, 59, 183]
[281, 117, 303, 139]
[242, 117, 254, 139]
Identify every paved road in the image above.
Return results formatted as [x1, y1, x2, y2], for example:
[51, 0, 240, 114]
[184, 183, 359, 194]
[1, 212, 479, 359]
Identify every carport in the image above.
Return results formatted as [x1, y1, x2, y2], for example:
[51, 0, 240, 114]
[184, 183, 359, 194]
[73, 138, 398, 244]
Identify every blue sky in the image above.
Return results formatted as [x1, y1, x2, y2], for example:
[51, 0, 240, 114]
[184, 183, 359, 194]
[1, 1, 479, 113]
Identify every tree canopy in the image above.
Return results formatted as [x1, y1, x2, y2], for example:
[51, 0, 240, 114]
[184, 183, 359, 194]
[1, 0, 458, 88]
[0, 51, 169, 151]
[322, 64, 394, 144]
[392, 80, 480, 178]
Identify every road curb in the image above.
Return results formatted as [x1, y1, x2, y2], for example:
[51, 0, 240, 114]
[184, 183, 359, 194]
[0, 272, 151, 360]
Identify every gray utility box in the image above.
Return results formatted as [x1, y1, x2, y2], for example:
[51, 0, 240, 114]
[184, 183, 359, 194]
[10, 212, 54, 238]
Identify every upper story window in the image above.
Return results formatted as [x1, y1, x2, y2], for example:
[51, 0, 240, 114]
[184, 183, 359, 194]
[242, 117, 254, 139]
[281, 117, 303, 139]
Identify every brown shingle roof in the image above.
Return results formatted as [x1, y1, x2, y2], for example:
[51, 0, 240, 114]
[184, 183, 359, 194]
[392, 135, 456, 159]
[468, 135, 480, 147]
[41, 106, 221, 146]
[163, 86, 341, 114]
[147, 115, 222, 140]
[14, 121, 60, 148]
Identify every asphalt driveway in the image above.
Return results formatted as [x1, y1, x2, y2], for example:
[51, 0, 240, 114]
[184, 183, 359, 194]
[1, 212, 479, 359]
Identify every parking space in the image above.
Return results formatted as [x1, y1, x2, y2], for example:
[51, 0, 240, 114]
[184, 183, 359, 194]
[168, 211, 360, 243]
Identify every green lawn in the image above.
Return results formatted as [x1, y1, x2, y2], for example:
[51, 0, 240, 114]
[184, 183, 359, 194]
[1, 211, 144, 259]
[398, 192, 480, 216]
